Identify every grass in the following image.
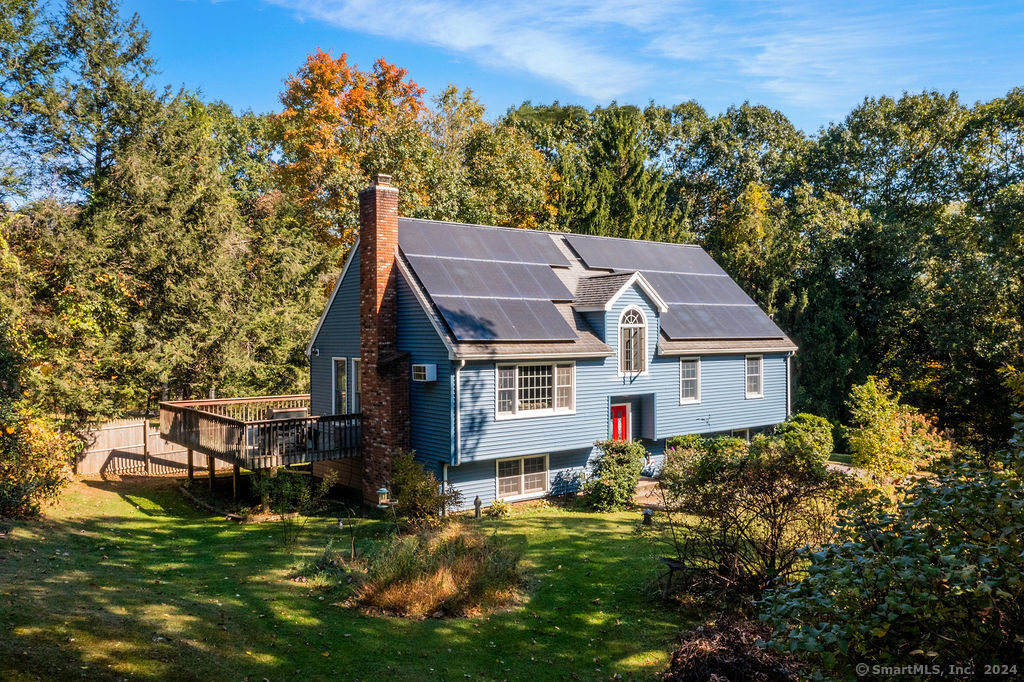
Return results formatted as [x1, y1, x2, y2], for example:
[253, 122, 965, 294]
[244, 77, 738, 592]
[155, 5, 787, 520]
[0, 478, 687, 680]
[827, 452, 853, 465]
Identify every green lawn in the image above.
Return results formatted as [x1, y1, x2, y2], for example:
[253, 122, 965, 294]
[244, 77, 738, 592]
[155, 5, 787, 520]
[0, 479, 687, 680]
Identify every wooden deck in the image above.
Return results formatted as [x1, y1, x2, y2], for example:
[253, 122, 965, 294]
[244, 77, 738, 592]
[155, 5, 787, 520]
[159, 395, 361, 470]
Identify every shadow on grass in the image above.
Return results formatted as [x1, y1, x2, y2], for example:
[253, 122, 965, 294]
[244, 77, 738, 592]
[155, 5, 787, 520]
[0, 481, 688, 680]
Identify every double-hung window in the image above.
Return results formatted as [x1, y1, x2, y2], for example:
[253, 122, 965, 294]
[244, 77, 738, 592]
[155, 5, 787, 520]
[680, 358, 700, 403]
[619, 308, 646, 375]
[496, 455, 548, 498]
[745, 355, 763, 399]
[496, 363, 574, 418]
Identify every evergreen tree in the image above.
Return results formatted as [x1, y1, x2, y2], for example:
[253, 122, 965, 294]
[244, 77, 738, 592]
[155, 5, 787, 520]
[0, 0, 57, 199]
[43, 0, 156, 194]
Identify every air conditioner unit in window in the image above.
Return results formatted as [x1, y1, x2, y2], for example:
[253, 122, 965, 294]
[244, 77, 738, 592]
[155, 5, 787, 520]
[411, 363, 437, 382]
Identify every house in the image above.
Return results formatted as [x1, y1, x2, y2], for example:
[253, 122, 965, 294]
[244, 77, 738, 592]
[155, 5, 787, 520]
[307, 175, 797, 508]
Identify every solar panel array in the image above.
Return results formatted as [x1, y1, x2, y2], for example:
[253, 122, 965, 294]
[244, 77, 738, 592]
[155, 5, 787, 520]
[400, 219, 577, 342]
[565, 234, 786, 341]
[400, 218, 569, 266]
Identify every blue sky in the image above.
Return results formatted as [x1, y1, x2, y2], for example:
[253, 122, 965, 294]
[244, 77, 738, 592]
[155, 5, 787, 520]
[126, 0, 1024, 133]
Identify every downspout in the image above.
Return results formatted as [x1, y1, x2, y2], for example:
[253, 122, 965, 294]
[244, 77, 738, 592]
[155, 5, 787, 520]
[454, 359, 466, 466]
[785, 352, 793, 418]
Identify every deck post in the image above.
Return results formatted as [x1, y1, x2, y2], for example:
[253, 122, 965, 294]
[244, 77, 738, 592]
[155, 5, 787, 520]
[143, 420, 150, 475]
[187, 448, 194, 482]
[232, 462, 240, 502]
[208, 455, 215, 492]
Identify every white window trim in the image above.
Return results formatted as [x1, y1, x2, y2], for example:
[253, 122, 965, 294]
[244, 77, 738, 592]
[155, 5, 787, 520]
[617, 306, 649, 377]
[731, 428, 750, 441]
[679, 357, 701, 404]
[331, 356, 347, 414]
[494, 454, 550, 502]
[745, 354, 764, 399]
[610, 403, 632, 441]
[351, 358, 361, 412]
[494, 362, 576, 420]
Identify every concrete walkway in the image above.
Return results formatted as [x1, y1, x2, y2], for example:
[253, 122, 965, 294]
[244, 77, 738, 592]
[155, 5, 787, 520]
[634, 476, 665, 509]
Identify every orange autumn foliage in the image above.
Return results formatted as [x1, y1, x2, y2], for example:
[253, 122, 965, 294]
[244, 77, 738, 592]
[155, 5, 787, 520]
[276, 49, 428, 247]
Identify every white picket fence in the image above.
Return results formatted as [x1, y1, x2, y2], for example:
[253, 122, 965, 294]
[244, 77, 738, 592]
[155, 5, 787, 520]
[76, 418, 229, 476]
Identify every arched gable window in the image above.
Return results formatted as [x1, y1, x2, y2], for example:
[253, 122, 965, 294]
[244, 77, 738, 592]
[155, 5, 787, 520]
[618, 307, 646, 374]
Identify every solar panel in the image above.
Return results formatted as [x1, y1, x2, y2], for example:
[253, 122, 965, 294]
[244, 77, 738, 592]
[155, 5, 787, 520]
[405, 255, 572, 301]
[565, 234, 723, 274]
[643, 271, 753, 306]
[433, 296, 578, 342]
[660, 304, 786, 340]
[399, 218, 568, 266]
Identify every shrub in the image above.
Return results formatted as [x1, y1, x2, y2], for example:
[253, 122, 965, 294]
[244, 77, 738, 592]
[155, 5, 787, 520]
[485, 498, 513, 518]
[665, 433, 706, 451]
[1, 329, 76, 518]
[845, 376, 950, 478]
[582, 439, 647, 511]
[773, 413, 833, 467]
[661, 435, 746, 502]
[0, 411, 77, 518]
[390, 448, 463, 527]
[356, 522, 522, 617]
[252, 469, 334, 514]
[295, 539, 349, 590]
[658, 434, 849, 602]
[762, 439, 1024, 674]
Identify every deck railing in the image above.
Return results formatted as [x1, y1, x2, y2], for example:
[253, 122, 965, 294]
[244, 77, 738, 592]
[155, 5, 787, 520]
[159, 395, 361, 469]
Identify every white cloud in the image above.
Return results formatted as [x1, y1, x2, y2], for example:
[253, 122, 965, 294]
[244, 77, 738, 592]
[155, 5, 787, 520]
[264, 0, 1021, 122]
[266, 0, 652, 100]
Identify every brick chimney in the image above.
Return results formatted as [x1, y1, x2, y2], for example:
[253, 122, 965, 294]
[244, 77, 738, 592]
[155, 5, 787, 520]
[358, 174, 410, 506]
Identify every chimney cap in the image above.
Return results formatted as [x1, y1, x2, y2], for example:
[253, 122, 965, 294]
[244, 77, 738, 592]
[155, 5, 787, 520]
[374, 173, 392, 186]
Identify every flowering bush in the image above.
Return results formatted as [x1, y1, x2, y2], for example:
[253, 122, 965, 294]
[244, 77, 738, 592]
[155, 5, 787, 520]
[1, 325, 77, 518]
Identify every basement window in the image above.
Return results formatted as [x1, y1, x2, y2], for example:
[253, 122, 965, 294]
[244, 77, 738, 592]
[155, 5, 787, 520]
[496, 455, 549, 499]
[496, 363, 575, 418]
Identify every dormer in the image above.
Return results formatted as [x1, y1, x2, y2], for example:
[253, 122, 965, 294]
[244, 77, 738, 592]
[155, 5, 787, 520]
[573, 272, 668, 352]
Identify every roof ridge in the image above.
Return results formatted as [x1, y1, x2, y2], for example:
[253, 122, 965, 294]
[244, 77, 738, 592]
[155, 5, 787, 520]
[579, 271, 636, 281]
[399, 216, 701, 249]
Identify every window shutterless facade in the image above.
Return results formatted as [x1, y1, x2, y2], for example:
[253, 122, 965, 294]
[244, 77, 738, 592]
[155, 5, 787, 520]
[496, 363, 574, 418]
[332, 357, 347, 413]
[496, 454, 548, 499]
[679, 357, 701, 404]
[745, 355, 763, 399]
[618, 307, 646, 375]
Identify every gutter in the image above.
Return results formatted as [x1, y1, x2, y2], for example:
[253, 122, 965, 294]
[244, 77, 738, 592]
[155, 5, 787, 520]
[453, 359, 466, 466]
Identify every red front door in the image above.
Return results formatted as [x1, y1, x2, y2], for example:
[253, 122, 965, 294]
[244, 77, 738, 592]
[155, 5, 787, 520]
[611, 404, 629, 441]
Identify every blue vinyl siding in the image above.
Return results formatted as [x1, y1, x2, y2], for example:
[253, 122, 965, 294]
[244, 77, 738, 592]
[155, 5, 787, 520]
[309, 248, 361, 416]
[446, 447, 596, 510]
[458, 358, 609, 461]
[397, 273, 453, 464]
[456, 281, 790, 466]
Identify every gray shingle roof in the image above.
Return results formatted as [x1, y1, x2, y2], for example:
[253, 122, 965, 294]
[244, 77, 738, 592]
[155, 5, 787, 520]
[451, 304, 613, 360]
[572, 272, 636, 308]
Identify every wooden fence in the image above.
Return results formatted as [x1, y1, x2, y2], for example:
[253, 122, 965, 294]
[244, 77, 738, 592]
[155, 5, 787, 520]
[76, 418, 231, 476]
